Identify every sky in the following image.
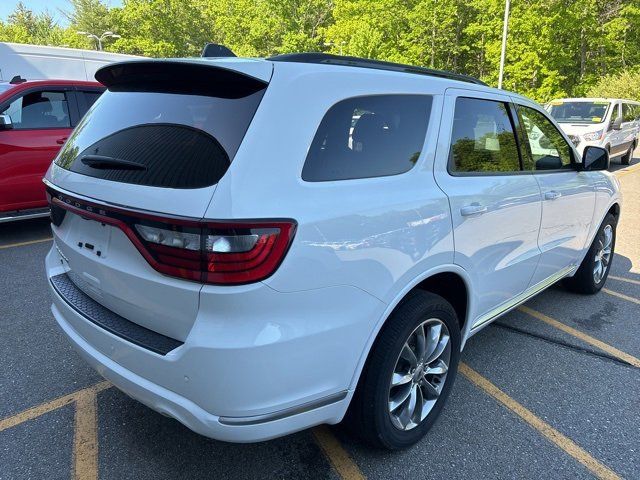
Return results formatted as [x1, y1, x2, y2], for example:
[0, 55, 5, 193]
[0, 0, 122, 25]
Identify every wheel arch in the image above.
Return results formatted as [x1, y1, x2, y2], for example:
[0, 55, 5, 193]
[347, 265, 473, 393]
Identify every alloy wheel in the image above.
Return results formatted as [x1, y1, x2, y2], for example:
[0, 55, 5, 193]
[388, 318, 451, 431]
[593, 224, 613, 284]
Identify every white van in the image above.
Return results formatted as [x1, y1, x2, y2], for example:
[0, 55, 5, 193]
[547, 98, 640, 165]
[0, 42, 141, 82]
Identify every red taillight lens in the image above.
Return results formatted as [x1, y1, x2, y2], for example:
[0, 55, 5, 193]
[48, 187, 296, 285]
[133, 221, 296, 285]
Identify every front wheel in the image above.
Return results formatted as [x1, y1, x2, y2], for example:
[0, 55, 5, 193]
[345, 290, 461, 449]
[563, 213, 616, 294]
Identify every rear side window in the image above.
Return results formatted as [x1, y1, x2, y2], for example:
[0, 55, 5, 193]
[449, 97, 520, 173]
[302, 95, 432, 181]
[1, 90, 71, 129]
[55, 67, 266, 189]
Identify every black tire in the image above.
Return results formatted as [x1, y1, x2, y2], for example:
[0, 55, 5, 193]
[621, 144, 633, 166]
[563, 213, 617, 294]
[345, 290, 461, 449]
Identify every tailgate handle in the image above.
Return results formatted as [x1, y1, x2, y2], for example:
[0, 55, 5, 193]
[80, 155, 147, 171]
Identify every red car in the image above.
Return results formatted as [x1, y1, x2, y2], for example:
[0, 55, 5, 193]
[0, 77, 104, 222]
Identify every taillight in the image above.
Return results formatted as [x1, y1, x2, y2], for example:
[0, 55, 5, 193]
[48, 187, 296, 285]
[133, 220, 296, 284]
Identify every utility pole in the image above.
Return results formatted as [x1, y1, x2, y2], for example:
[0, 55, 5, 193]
[498, 0, 510, 89]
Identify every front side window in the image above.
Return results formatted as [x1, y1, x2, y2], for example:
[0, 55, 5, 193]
[302, 95, 432, 181]
[1, 90, 70, 129]
[449, 97, 520, 173]
[518, 106, 573, 171]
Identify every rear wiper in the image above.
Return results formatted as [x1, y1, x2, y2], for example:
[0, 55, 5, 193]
[80, 155, 147, 171]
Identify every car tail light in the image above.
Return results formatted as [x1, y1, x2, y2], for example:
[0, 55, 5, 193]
[47, 187, 296, 285]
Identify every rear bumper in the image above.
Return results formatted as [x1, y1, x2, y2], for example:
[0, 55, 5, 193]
[46, 245, 383, 442]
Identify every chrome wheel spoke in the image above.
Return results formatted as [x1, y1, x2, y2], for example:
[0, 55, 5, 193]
[424, 359, 448, 376]
[400, 343, 418, 369]
[424, 333, 450, 365]
[420, 377, 440, 400]
[415, 323, 427, 362]
[391, 372, 413, 387]
[389, 384, 412, 412]
[422, 323, 441, 363]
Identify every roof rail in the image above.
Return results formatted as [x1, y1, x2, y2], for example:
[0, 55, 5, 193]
[267, 53, 487, 86]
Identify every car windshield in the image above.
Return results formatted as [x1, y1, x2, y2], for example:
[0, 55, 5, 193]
[547, 101, 610, 124]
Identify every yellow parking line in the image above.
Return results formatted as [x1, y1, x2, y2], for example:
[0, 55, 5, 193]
[312, 425, 366, 480]
[518, 306, 640, 368]
[0, 237, 53, 250]
[615, 163, 640, 178]
[460, 363, 621, 480]
[608, 275, 640, 286]
[0, 381, 110, 432]
[603, 288, 640, 306]
[73, 390, 99, 480]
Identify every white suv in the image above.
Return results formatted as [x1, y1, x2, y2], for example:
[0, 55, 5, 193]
[547, 98, 640, 165]
[44, 54, 621, 449]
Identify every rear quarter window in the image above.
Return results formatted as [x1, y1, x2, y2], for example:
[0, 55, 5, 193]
[302, 95, 432, 182]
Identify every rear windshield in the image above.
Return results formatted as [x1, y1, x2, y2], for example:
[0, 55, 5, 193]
[55, 85, 265, 189]
[547, 101, 610, 124]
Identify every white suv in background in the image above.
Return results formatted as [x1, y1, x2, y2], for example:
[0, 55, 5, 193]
[45, 54, 621, 449]
[547, 98, 640, 165]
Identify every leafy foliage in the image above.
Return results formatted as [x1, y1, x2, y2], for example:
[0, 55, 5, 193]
[1, 0, 639, 102]
[587, 69, 640, 99]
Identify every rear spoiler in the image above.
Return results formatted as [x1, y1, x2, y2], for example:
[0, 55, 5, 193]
[95, 60, 268, 99]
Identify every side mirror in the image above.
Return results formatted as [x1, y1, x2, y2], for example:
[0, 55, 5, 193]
[581, 146, 609, 171]
[611, 117, 623, 131]
[0, 114, 13, 130]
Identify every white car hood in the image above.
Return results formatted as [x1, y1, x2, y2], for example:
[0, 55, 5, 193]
[556, 123, 606, 136]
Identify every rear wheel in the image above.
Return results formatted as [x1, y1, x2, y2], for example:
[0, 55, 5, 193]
[346, 290, 460, 449]
[621, 142, 635, 165]
[563, 213, 616, 294]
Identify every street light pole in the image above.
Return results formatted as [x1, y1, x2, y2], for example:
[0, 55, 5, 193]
[498, 0, 510, 89]
[77, 31, 121, 51]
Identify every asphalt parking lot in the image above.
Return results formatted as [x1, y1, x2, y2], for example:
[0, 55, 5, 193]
[1, 157, 639, 480]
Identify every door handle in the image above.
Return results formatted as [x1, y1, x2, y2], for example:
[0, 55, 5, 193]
[56, 137, 68, 145]
[460, 203, 487, 216]
[544, 190, 562, 201]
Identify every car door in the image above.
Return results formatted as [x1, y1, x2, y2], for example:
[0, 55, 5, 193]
[0, 87, 76, 211]
[434, 89, 542, 328]
[513, 101, 595, 286]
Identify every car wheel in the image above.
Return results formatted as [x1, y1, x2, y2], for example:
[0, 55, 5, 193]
[563, 213, 616, 294]
[346, 290, 460, 449]
[621, 144, 633, 165]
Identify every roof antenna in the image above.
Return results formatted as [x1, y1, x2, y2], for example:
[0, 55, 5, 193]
[201, 43, 236, 58]
[10, 75, 27, 84]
